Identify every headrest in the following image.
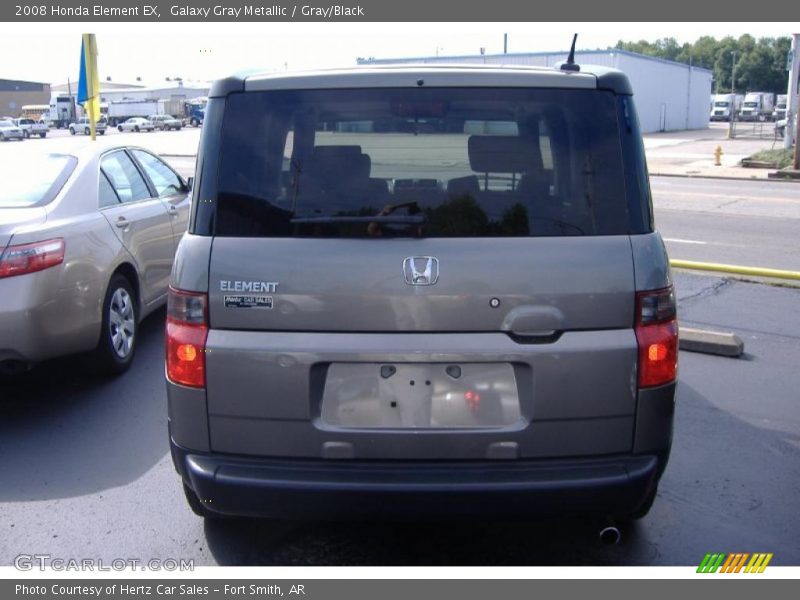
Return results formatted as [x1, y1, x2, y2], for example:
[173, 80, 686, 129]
[468, 135, 542, 173]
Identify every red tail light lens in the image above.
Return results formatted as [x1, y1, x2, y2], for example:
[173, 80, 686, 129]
[166, 287, 208, 388]
[635, 287, 678, 388]
[0, 238, 65, 279]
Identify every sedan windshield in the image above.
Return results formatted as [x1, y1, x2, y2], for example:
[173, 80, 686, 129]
[0, 153, 77, 208]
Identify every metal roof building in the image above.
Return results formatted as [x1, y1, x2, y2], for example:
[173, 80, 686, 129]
[358, 49, 712, 133]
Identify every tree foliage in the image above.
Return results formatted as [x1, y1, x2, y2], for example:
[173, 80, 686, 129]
[613, 35, 792, 94]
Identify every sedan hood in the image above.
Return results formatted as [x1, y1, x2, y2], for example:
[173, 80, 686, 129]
[0, 207, 47, 252]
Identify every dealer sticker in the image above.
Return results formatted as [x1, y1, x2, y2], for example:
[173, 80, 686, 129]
[224, 295, 273, 309]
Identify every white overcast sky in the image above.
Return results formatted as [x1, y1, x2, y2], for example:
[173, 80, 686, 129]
[1, 22, 797, 85]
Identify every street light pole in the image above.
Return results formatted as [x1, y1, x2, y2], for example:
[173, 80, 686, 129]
[784, 33, 799, 153]
[728, 51, 737, 139]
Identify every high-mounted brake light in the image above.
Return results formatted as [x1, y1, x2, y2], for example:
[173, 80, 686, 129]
[635, 287, 678, 388]
[0, 238, 65, 279]
[166, 287, 208, 388]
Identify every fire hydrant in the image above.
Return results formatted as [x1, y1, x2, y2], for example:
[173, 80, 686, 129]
[714, 145, 723, 166]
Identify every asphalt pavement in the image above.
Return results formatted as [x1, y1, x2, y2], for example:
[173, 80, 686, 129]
[1, 271, 798, 566]
[652, 177, 800, 271]
[1, 124, 799, 567]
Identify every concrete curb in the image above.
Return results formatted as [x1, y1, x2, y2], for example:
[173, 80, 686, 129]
[649, 171, 799, 183]
[679, 327, 744, 358]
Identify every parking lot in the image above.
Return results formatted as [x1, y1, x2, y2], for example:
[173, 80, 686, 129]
[1, 127, 799, 566]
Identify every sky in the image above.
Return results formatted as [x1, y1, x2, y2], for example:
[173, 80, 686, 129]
[1, 22, 797, 86]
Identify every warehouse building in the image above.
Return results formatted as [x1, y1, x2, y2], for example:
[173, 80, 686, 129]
[0, 78, 50, 118]
[358, 49, 712, 133]
[51, 79, 209, 104]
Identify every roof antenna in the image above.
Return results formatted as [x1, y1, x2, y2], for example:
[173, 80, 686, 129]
[560, 34, 580, 72]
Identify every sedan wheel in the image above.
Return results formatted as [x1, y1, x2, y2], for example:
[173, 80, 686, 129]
[109, 287, 136, 359]
[93, 274, 138, 374]
[23, 130, 30, 138]
[134, 125, 140, 132]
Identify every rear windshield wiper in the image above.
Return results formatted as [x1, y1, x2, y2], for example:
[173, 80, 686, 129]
[290, 214, 427, 226]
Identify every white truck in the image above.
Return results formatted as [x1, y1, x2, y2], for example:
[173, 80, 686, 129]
[13, 117, 48, 138]
[773, 94, 788, 122]
[739, 92, 775, 121]
[107, 99, 161, 127]
[710, 93, 742, 121]
[47, 94, 76, 129]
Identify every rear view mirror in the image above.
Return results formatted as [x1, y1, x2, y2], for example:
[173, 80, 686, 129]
[186, 176, 194, 190]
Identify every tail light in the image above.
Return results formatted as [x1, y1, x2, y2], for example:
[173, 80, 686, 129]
[166, 287, 208, 388]
[0, 239, 65, 279]
[635, 287, 678, 388]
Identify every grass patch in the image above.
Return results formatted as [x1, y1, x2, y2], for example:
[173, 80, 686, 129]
[745, 148, 794, 168]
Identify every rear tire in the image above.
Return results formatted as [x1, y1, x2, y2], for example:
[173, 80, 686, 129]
[84, 127, 90, 135]
[23, 130, 30, 139]
[39, 132, 46, 138]
[93, 274, 138, 375]
[134, 125, 140, 132]
[70, 128, 76, 135]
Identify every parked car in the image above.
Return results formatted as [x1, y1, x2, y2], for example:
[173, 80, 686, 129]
[168, 65, 677, 522]
[149, 114, 183, 131]
[0, 144, 191, 375]
[0, 119, 25, 141]
[69, 117, 107, 136]
[116, 117, 155, 133]
[13, 118, 48, 138]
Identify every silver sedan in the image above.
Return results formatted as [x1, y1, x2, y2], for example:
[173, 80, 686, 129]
[0, 143, 191, 374]
[117, 117, 155, 133]
[0, 119, 25, 141]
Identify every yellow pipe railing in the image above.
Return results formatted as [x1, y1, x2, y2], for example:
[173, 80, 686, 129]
[670, 259, 800, 282]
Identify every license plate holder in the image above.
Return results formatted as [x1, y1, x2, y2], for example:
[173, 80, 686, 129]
[320, 363, 520, 428]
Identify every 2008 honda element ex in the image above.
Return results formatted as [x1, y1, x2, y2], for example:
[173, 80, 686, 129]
[166, 64, 677, 521]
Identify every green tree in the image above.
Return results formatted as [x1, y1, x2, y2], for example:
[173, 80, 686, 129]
[613, 34, 791, 94]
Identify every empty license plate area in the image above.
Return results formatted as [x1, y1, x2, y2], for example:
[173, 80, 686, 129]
[320, 363, 521, 428]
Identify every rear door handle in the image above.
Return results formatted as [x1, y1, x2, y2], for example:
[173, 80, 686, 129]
[115, 217, 130, 228]
[167, 205, 178, 216]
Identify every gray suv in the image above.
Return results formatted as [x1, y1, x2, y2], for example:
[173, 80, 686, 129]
[167, 65, 677, 522]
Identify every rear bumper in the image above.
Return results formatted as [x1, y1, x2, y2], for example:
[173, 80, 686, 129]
[172, 439, 665, 520]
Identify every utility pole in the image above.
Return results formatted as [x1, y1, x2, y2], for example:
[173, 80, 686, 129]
[784, 32, 799, 154]
[66, 77, 75, 122]
[728, 51, 737, 139]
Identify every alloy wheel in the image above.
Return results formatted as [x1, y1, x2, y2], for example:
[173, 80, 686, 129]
[108, 288, 135, 359]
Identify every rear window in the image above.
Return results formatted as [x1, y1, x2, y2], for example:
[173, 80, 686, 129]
[209, 87, 632, 238]
[0, 153, 77, 208]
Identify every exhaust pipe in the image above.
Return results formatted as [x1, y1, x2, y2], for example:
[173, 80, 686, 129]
[598, 521, 621, 545]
